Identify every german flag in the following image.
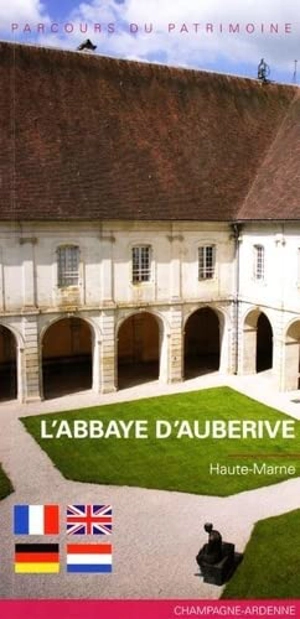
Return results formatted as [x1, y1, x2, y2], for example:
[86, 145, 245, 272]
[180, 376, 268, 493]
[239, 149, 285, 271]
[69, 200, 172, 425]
[15, 543, 59, 573]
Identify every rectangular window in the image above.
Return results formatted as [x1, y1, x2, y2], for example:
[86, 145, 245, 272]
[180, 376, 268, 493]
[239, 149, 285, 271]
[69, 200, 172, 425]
[198, 246, 216, 280]
[254, 245, 264, 280]
[57, 245, 79, 287]
[132, 246, 151, 283]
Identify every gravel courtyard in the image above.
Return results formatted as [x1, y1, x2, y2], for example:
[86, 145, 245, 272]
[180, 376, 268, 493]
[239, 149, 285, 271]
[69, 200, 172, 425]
[1, 371, 300, 600]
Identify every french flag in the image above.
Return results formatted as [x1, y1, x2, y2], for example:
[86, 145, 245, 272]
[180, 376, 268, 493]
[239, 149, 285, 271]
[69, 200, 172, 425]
[14, 505, 59, 535]
[67, 544, 112, 573]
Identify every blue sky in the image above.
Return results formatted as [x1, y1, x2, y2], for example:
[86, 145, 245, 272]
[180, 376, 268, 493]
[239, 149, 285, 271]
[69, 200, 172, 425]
[45, 1, 77, 20]
[0, 0, 299, 84]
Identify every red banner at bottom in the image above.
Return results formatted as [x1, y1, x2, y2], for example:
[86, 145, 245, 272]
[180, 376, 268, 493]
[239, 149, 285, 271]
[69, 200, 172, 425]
[0, 600, 299, 619]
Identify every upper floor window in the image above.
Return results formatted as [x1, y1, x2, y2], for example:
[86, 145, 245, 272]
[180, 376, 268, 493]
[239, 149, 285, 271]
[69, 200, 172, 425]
[132, 246, 151, 283]
[254, 245, 265, 280]
[57, 245, 80, 287]
[198, 245, 216, 280]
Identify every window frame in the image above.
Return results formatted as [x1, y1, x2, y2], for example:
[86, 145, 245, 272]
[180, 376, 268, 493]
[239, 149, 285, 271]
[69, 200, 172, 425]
[198, 245, 216, 281]
[131, 245, 152, 284]
[253, 244, 265, 281]
[57, 244, 80, 288]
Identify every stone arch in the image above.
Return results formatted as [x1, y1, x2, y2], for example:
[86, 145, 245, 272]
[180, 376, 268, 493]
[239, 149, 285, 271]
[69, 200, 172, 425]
[41, 316, 93, 399]
[0, 324, 18, 401]
[283, 320, 300, 390]
[184, 306, 221, 378]
[117, 311, 162, 389]
[242, 309, 273, 374]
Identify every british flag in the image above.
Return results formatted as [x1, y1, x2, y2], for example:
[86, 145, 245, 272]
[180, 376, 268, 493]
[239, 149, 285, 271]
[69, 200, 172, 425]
[66, 505, 112, 535]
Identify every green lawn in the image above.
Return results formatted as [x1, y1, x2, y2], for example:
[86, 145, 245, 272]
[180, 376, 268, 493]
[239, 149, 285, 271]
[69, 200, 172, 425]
[222, 509, 300, 598]
[0, 463, 13, 499]
[22, 387, 300, 496]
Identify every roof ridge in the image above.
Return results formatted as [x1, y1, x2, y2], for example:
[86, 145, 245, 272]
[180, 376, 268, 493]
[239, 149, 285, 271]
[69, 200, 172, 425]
[0, 39, 299, 90]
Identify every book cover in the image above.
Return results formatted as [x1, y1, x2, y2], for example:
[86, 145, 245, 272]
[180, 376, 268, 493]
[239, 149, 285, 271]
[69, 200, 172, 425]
[0, 1, 300, 618]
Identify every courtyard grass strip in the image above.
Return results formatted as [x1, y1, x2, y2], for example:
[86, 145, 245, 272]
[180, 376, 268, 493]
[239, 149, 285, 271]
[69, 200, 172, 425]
[222, 509, 300, 598]
[22, 387, 300, 496]
[0, 463, 13, 499]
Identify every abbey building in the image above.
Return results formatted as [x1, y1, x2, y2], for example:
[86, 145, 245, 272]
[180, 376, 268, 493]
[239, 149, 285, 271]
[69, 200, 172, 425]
[1, 41, 300, 402]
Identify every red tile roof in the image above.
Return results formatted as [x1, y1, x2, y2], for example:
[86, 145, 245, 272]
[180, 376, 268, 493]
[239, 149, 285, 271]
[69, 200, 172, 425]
[0, 41, 298, 221]
[238, 92, 300, 220]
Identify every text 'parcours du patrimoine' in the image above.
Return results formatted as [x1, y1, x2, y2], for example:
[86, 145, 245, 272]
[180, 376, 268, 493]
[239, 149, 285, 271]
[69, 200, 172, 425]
[40, 419, 296, 440]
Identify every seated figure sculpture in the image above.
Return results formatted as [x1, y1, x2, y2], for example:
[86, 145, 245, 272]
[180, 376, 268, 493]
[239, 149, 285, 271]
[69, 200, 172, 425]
[196, 523, 223, 570]
[196, 522, 239, 586]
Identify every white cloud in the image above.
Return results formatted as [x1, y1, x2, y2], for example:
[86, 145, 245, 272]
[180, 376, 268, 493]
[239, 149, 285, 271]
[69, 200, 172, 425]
[111, 0, 300, 73]
[123, 0, 296, 24]
[3, 0, 300, 81]
[0, 0, 47, 26]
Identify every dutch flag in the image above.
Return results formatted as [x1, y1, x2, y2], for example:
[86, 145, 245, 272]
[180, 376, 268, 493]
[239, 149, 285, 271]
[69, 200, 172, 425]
[14, 505, 59, 535]
[66, 543, 112, 573]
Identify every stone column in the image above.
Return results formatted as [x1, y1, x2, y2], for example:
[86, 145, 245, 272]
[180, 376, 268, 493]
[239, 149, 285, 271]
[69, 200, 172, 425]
[227, 302, 236, 374]
[100, 310, 116, 393]
[17, 344, 26, 403]
[168, 306, 183, 382]
[92, 335, 101, 394]
[23, 315, 41, 401]
[241, 325, 257, 374]
[282, 341, 299, 391]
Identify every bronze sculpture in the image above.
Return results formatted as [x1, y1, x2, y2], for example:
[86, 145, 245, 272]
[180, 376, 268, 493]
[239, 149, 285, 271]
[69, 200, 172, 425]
[196, 522, 242, 586]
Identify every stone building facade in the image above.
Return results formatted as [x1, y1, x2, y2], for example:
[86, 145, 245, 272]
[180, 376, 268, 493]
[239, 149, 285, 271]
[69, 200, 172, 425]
[2, 220, 300, 402]
[1, 42, 300, 401]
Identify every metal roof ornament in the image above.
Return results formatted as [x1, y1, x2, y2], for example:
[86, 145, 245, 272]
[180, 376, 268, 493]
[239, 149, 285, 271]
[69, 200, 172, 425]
[257, 58, 270, 84]
[77, 39, 97, 52]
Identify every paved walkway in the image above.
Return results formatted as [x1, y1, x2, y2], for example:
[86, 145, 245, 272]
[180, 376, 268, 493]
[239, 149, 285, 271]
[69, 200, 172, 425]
[0, 371, 300, 600]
